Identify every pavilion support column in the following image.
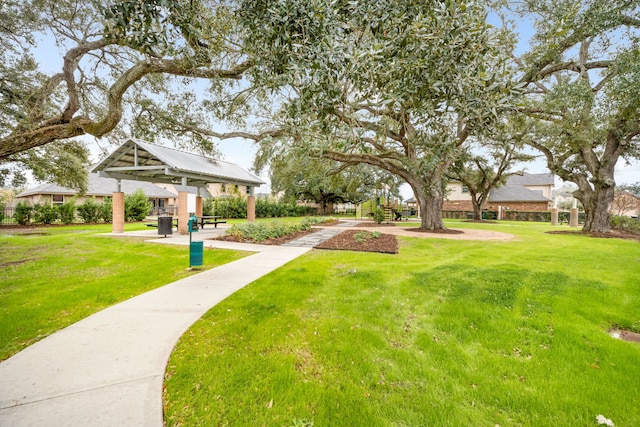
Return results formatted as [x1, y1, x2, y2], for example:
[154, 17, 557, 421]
[195, 188, 203, 217]
[112, 184, 125, 233]
[178, 191, 189, 235]
[247, 186, 256, 222]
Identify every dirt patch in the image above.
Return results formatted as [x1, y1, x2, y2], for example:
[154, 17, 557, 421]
[0, 258, 39, 268]
[315, 230, 398, 254]
[404, 228, 464, 235]
[462, 219, 499, 224]
[609, 328, 640, 343]
[546, 230, 640, 242]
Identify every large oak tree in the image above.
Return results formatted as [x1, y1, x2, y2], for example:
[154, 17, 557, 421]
[0, 0, 252, 190]
[238, 0, 521, 230]
[512, 0, 640, 232]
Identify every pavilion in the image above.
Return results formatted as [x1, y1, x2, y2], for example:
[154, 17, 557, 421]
[91, 139, 265, 234]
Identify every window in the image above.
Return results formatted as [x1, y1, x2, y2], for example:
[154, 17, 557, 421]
[221, 184, 227, 192]
[461, 185, 469, 193]
[52, 194, 64, 205]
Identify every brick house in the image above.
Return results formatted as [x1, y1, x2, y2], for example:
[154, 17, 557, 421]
[15, 173, 177, 214]
[444, 173, 555, 215]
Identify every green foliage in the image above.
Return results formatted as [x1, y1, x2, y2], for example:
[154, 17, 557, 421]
[0, 203, 4, 223]
[0, 224, 249, 360]
[610, 216, 640, 235]
[32, 203, 58, 224]
[14, 202, 32, 225]
[240, 0, 520, 230]
[58, 199, 76, 224]
[165, 222, 640, 425]
[212, 196, 316, 219]
[226, 217, 332, 242]
[214, 196, 247, 219]
[99, 198, 112, 223]
[77, 198, 102, 223]
[254, 146, 400, 211]
[124, 190, 152, 221]
[513, 0, 640, 232]
[372, 208, 386, 224]
[202, 198, 215, 216]
[353, 231, 381, 243]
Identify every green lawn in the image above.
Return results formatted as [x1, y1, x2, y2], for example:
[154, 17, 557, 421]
[164, 220, 640, 426]
[0, 223, 250, 360]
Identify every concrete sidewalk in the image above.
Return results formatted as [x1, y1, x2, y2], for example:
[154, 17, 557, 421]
[0, 239, 310, 426]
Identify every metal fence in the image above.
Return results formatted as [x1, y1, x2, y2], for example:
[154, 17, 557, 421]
[1, 206, 16, 226]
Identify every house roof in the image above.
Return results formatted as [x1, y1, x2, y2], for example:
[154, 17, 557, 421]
[488, 185, 551, 202]
[91, 139, 265, 187]
[506, 172, 554, 186]
[17, 174, 177, 199]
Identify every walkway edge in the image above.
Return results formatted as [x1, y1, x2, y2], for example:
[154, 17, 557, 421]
[0, 245, 310, 427]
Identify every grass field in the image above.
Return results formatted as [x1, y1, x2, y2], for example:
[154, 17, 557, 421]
[0, 223, 250, 360]
[163, 220, 640, 426]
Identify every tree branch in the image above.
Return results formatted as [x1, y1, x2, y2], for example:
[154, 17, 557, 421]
[0, 58, 253, 159]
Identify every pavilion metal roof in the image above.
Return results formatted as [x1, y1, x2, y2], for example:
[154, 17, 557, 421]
[91, 139, 265, 187]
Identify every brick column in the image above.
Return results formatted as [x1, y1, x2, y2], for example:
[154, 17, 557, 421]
[112, 192, 125, 234]
[195, 196, 203, 217]
[569, 208, 579, 227]
[178, 191, 189, 234]
[551, 207, 559, 225]
[247, 196, 256, 222]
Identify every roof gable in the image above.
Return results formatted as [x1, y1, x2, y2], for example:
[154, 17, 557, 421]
[91, 139, 265, 187]
[488, 185, 551, 202]
[506, 172, 554, 186]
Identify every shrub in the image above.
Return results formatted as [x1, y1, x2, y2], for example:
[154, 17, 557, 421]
[77, 198, 102, 223]
[203, 198, 215, 216]
[372, 208, 386, 224]
[100, 198, 112, 223]
[124, 190, 152, 221]
[0, 203, 4, 224]
[14, 202, 32, 225]
[32, 203, 58, 224]
[58, 199, 77, 224]
[214, 196, 316, 219]
[610, 215, 640, 235]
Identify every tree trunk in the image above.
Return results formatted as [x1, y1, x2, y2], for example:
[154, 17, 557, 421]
[413, 184, 446, 231]
[470, 194, 483, 221]
[579, 183, 615, 233]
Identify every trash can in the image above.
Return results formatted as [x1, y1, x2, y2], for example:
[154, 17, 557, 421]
[190, 241, 203, 267]
[158, 216, 173, 236]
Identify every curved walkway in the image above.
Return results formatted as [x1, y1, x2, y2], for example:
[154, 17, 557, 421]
[0, 228, 330, 427]
[0, 220, 512, 426]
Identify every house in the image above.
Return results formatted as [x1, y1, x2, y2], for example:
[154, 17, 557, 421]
[611, 191, 640, 217]
[443, 172, 555, 213]
[15, 173, 178, 214]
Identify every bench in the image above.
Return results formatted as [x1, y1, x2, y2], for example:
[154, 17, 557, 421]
[201, 219, 227, 228]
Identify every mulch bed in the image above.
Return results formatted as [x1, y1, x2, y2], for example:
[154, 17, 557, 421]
[354, 222, 400, 227]
[211, 229, 317, 245]
[315, 230, 398, 254]
[546, 230, 640, 242]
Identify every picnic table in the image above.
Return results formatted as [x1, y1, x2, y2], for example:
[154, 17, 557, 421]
[198, 216, 227, 228]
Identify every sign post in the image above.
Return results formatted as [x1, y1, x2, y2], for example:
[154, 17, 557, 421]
[188, 214, 203, 268]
